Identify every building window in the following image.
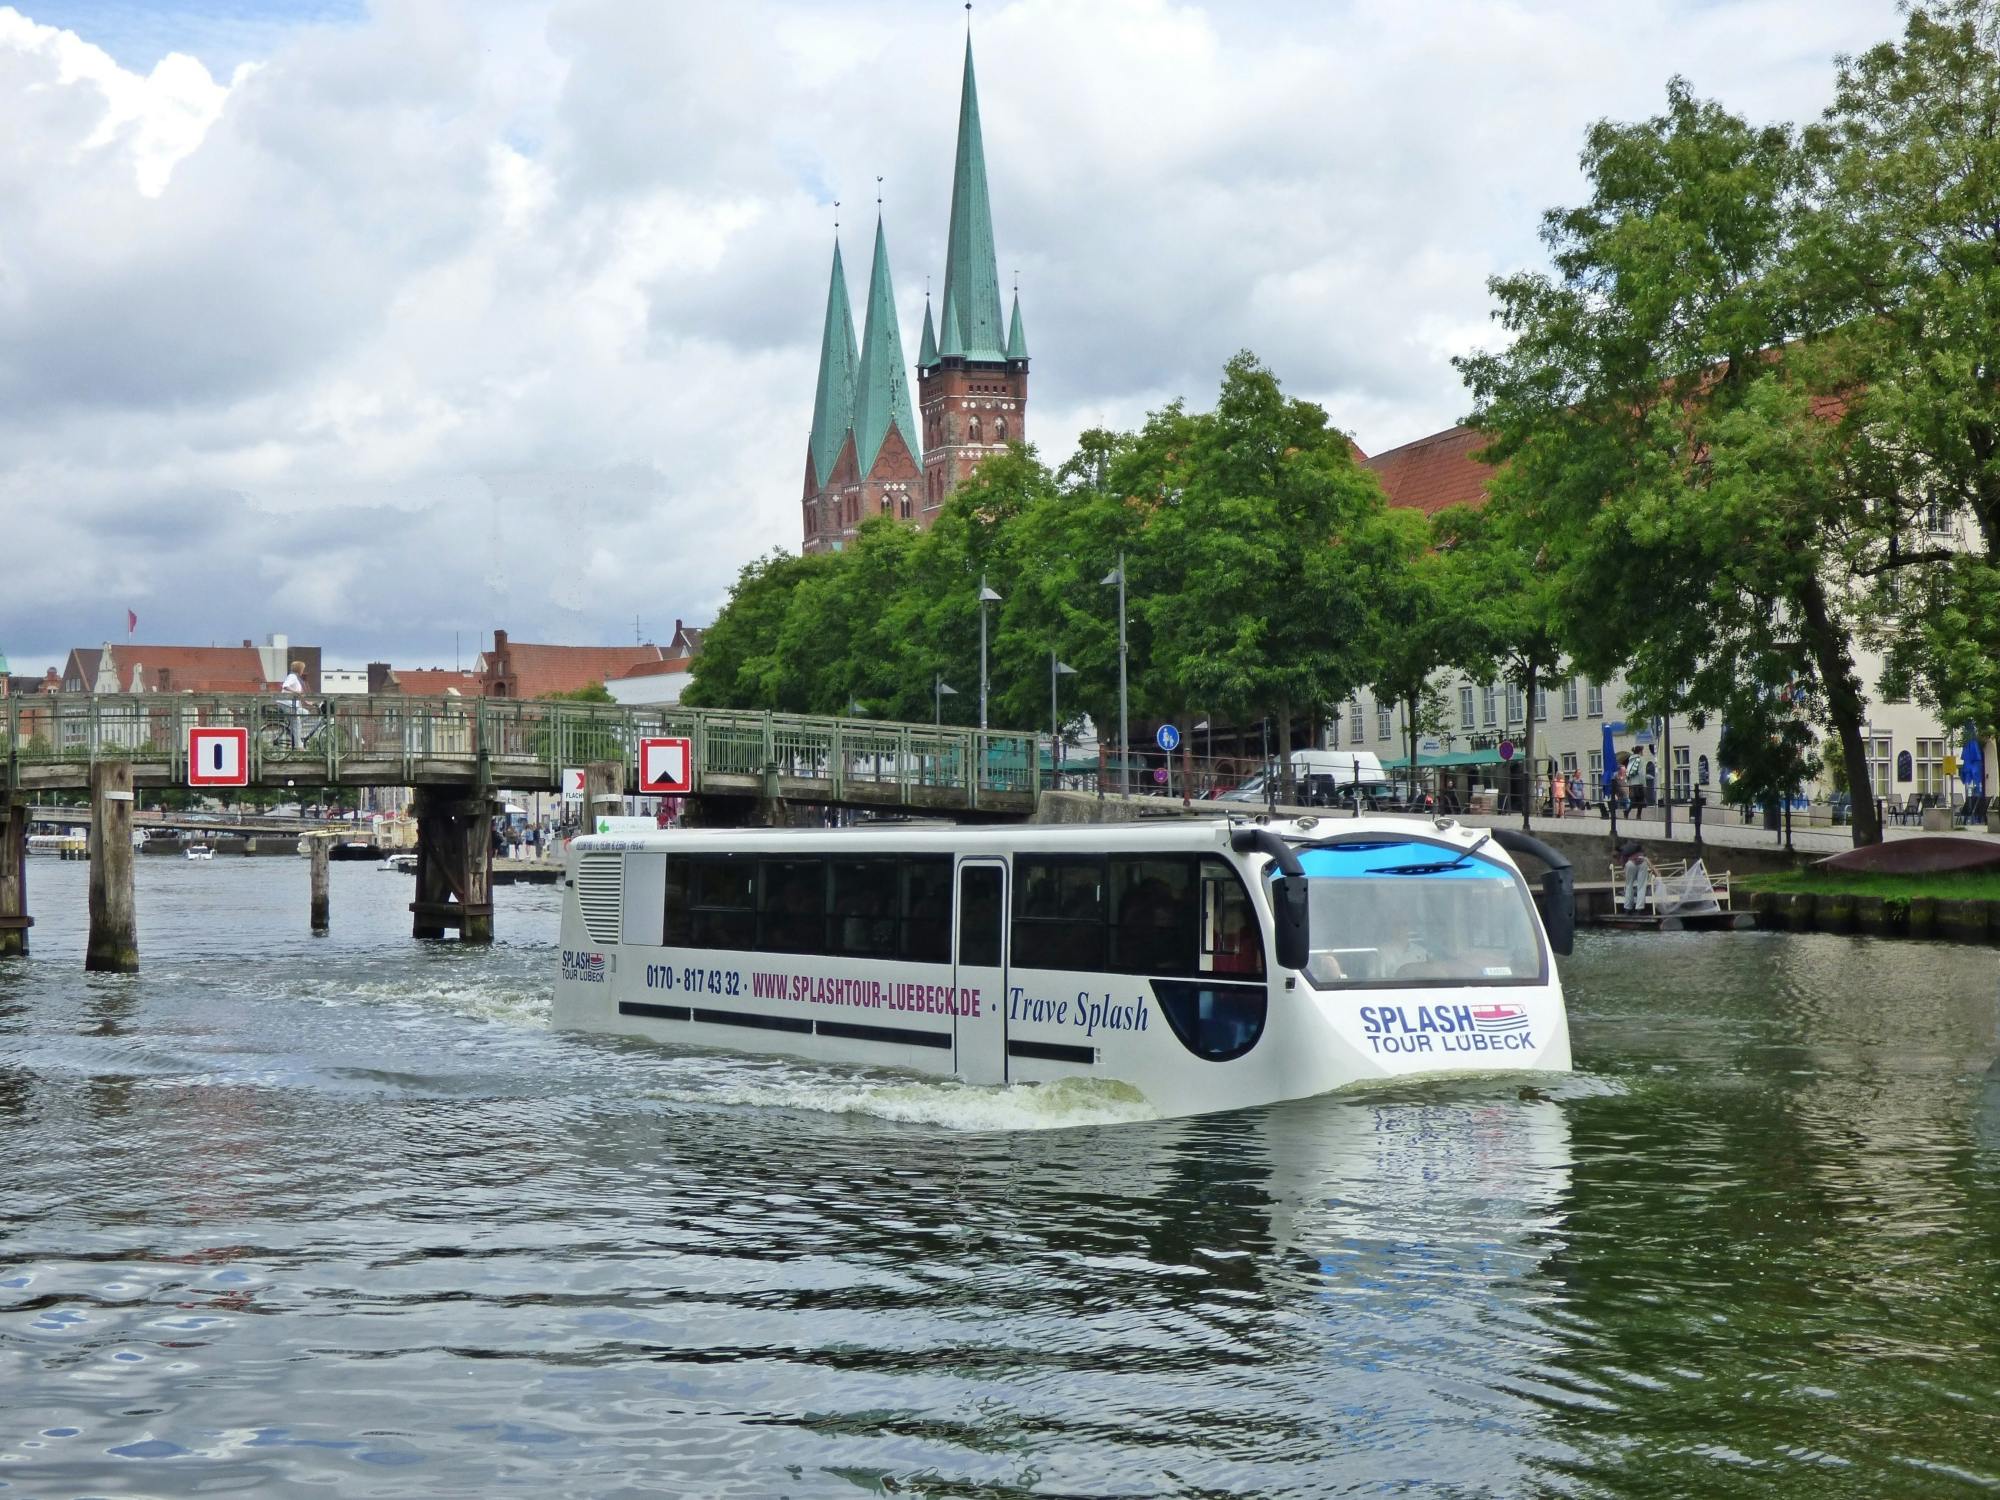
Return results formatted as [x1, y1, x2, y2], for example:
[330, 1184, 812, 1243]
[1866, 735, 1893, 801]
[1925, 497, 1953, 534]
[1673, 745, 1691, 802]
[1507, 685, 1525, 726]
[1915, 737, 1945, 796]
[994, 417, 1007, 443]
[1586, 681, 1604, 717]
[1533, 686, 1548, 722]
[968, 415, 982, 443]
[1588, 749, 1603, 788]
[1376, 701, 1392, 741]
[1459, 684, 1475, 730]
[1562, 678, 1579, 719]
[1483, 684, 1499, 729]
[1561, 752, 1578, 777]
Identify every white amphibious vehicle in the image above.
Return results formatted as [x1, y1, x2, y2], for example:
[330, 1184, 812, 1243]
[553, 817, 1575, 1117]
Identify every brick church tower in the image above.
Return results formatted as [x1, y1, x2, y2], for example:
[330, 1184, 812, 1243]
[801, 33, 1025, 553]
[918, 36, 1026, 516]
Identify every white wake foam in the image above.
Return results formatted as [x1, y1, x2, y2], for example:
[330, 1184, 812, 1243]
[650, 1072, 1160, 1132]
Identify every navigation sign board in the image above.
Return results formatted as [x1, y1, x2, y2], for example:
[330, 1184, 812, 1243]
[561, 767, 586, 802]
[1155, 723, 1181, 752]
[637, 736, 694, 795]
[187, 726, 249, 787]
[1153, 767, 1169, 785]
[1498, 739, 1515, 762]
[595, 815, 657, 835]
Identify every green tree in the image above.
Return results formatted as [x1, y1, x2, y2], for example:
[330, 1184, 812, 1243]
[1431, 498, 1569, 828]
[539, 682, 614, 704]
[1135, 354, 1386, 800]
[682, 550, 822, 710]
[1457, 80, 1887, 844]
[1361, 507, 1461, 790]
[1797, 0, 2000, 738]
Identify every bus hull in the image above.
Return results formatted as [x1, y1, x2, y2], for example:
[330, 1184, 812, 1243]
[552, 819, 1571, 1121]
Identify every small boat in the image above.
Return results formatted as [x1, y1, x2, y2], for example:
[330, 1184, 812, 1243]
[380, 852, 418, 874]
[185, 844, 215, 861]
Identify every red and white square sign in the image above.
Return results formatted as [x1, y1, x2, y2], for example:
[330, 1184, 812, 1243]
[637, 736, 694, 795]
[187, 726, 250, 787]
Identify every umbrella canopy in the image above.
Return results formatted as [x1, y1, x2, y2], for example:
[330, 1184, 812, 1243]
[1961, 724, 1985, 796]
[1601, 724, 1618, 793]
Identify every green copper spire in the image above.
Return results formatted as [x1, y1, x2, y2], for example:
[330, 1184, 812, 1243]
[938, 37, 1007, 362]
[1006, 289, 1027, 361]
[918, 296, 938, 368]
[852, 215, 919, 474]
[807, 237, 859, 489]
[937, 283, 965, 360]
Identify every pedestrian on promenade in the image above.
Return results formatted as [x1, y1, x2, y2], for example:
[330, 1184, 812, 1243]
[1644, 751, 1658, 819]
[1614, 755, 1631, 814]
[1617, 836, 1648, 913]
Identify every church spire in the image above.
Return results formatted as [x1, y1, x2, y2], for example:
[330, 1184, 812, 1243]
[938, 36, 1006, 363]
[853, 214, 919, 474]
[918, 294, 938, 369]
[1006, 287, 1028, 362]
[807, 236, 859, 489]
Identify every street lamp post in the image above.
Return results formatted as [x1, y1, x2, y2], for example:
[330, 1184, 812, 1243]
[1051, 651, 1077, 785]
[978, 577, 1002, 731]
[935, 674, 957, 726]
[1101, 552, 1129, 798]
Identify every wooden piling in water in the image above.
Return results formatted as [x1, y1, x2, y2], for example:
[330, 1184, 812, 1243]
[309, 834, 331, 935]
[409, 784, 496, 944]
[86, 761, 138, 973]
[0, 797, 30, 958]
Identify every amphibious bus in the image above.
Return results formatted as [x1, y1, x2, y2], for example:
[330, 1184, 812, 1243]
[552, 817, 1575, 1118]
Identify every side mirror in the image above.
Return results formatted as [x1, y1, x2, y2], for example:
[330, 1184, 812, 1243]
[1272, 874, 1311, 972]
[1542, 866, 1575, 956]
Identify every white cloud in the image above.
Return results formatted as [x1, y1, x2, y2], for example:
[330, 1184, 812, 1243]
[0, 0, 1904, 674]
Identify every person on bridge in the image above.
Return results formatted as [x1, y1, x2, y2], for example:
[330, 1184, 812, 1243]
[279, 660, 308, 748]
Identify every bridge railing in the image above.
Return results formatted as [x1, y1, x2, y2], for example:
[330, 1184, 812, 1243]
[4, 693, 1043, 806]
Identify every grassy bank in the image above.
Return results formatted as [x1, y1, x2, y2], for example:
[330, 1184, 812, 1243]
[1736, 869, 2000, 901]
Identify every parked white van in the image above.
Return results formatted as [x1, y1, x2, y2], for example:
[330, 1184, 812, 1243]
[1219, 751, 1388, 805]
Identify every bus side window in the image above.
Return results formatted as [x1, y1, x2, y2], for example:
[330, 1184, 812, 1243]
[957, 865, 1004, 968]
[903, 855, 953, 964]
[687, 854, 756, 951]
[1109, 855, 1196, 975]
[663, 856, 691, 945]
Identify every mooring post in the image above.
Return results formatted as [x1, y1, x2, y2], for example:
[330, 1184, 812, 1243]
[411, 784, 448, 939]
[86, 761, 138, 973]
[0, 796, 31, 958]
[309, 833, 331, 935]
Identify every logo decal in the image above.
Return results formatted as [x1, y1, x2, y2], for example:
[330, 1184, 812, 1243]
[1470, 1004, 1530, 1034]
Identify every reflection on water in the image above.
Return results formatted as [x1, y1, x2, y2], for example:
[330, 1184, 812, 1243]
[0, 863, 1996, 1495]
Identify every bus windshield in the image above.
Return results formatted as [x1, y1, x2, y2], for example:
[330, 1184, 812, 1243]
[1288, 839, 1545, 989]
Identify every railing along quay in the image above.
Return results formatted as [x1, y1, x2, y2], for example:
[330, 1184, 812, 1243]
[2, 694, 1043, 811]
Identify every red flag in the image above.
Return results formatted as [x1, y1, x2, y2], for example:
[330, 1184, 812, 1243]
[126, 609, 137, 635]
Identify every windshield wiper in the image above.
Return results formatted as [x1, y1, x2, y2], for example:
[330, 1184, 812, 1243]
[1368, 833, 1491, 876]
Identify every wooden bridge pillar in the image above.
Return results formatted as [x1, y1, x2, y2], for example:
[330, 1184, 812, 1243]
[0, 797, 30, 958]
[86, 761, 138, 973]
[582, 761, 624, 835]
[409, 784, 495, 944]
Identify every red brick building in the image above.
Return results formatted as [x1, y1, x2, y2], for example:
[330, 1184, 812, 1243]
[802, 37, 1026, 553]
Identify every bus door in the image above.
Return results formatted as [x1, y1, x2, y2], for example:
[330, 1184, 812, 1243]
[952, 859, 1010, 1085]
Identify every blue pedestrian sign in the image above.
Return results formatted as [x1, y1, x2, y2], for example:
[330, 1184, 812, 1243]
[1155, 724, 1181, 752]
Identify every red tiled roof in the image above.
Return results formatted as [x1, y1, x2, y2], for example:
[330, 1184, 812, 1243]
[487, 642, 668, 699]
[615, 656, 693, 680]
[1362, 425, 1496, 516]
[114, 645, 272, 694]
[390, 668, 478, 696]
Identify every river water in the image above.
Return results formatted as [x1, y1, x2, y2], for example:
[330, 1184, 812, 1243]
[1, 857, 1996, 1498]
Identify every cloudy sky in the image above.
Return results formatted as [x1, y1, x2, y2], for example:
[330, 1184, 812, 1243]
[0, 0, 1902, 676]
